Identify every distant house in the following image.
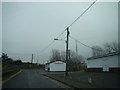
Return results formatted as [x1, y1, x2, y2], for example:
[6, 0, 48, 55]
[86, 52, 120, 72]
[45, 60, 66, 72]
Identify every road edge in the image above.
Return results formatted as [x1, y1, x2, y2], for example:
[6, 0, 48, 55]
[42, 74, 79, 89]
[2, 70, 23, 85]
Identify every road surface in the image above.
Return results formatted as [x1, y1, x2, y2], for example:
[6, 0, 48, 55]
[2, 69, 64, 88]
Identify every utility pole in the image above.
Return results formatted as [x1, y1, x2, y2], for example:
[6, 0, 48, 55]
[66, 27, 70, 76]
[37, 59, 38, 64]
[76, 40, 78, 60]
[31, 54, 33, 64]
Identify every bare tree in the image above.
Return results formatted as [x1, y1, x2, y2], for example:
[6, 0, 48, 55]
[111, 41, 119, 52]
[61, 51, 66, 60]
[103, 42, 120, 54]
[91, 45, 104, 57]
[77, 55, 84, 64]
[68, 50, 76, 62]
[103, 43, 113, 54]
[67, 50, 85, 71]
[50, 49, 85, 71]
[50, 49, 61, 61]
[91, 41, 120, 57]
[68, 49, 84, 64]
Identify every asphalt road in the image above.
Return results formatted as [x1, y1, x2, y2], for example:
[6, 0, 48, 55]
[2, 69, 63, 88]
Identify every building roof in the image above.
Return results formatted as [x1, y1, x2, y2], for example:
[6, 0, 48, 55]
[87, 52, 119, 60]
[45, 60, 66, 65]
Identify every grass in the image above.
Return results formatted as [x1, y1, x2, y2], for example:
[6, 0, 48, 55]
[2, 65, 21, 81]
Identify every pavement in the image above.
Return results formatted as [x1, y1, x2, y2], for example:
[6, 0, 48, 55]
[2, 69, 120, 89]
[2, 69, 65, 88]
[41, 70, 120, 88]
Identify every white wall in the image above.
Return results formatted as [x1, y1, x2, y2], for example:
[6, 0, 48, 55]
[50, 61, 66, 71]
[86, 55, 120, 68]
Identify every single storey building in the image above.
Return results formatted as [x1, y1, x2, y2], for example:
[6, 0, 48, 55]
[86, 52, 120, 72]
[45, 60, 66, 72]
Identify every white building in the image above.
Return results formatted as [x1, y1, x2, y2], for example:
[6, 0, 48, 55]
[86, 52, 120, 72]
[45, 60, 66, 72]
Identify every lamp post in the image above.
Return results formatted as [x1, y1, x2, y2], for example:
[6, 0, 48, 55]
[54, 27, 70, 76]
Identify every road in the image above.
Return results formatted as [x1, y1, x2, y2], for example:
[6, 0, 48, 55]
[2, 69, 65, 88]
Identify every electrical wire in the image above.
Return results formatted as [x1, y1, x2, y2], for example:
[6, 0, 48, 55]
[56, 29, 66, 39]
[55, 0, 97, 40]
[61, 36, 67, 40]
[38, 40, 55, 55]
[37, 0, 97, 55]
[70, 35, 92, 49]
[70, 35, 102, 51]
[67, 0, 97, 28]
[38, 29, 67, 55]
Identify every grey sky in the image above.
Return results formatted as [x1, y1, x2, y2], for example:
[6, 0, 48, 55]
[0, 2, 2, 55]
[2, 2, 118, 63]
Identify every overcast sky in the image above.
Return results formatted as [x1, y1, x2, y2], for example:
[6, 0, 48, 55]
[2, 2, 118, 63]
[0, 2, 2, 56]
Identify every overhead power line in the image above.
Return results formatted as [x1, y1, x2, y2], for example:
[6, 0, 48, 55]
[70, 35, 92, 49]
[67, 0, 97, 28]
[39, 40, 55, 55]
[56, 0, 97, 38]
[38, 29, 67, 55]
[70, 35, 102, 51]
[55, 0, 97, 39]
[56, 29, 66, 39]
[37, 1, 97, 55]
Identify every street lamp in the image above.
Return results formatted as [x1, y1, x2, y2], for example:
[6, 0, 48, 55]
[54, 38, 65, 41]
[54, 38, 59, 40]
[54, 27, 70, 76]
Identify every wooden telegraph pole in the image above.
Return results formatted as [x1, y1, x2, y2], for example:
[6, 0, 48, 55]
[66, 27, 70, 76]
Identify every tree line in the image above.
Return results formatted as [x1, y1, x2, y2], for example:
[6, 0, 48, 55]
[49, 41, 120, 62]
[2, 53, 22, 66]
[49, 49, 85, 71]
[91, 41, 120, 57]
[49, 49, 85, 64]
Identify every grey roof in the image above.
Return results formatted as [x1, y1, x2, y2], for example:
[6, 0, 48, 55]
[46, 60, 66, 65]
[87, 52, 119, 60]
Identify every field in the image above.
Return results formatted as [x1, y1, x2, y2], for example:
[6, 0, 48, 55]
[2, 65, 21, 81]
